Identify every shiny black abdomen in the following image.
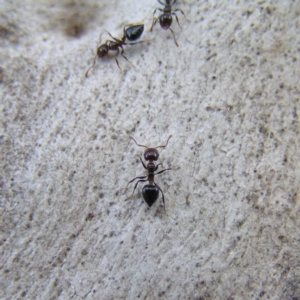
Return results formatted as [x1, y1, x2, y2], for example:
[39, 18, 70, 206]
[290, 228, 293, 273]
[142, 185, 159, 207]
[125, 24, 144, 41]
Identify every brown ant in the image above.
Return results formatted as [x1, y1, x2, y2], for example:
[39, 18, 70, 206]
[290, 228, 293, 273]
[85, 24, 144, 77]
[125, 135, 173, 210]
[150, 0, 185, 47]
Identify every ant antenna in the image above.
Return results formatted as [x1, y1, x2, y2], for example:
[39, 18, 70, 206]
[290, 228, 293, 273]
[85, 31, 107, 78]
[129, 136, 148, 148]
[156, 135, 172, 149]
[85, 53, 98, 77]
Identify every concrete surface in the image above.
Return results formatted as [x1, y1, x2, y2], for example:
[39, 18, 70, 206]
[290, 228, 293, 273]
[1, 0, 300, 299]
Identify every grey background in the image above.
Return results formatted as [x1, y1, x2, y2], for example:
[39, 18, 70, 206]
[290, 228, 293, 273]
[1, 0, 300, 299]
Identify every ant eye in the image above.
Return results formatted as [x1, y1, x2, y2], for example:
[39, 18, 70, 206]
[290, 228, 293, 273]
[97, 45, 108, 57]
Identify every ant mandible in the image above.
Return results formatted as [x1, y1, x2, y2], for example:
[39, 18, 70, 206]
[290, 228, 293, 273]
[150, 0, 185, 47]
[85, 24, 144, 77]
[125, 135, 173, 210]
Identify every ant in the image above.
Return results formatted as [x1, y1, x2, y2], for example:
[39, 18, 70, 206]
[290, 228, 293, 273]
[150, 0, 185, 47]
[125, 135, 173, 210]
[85, 24, 144, 77]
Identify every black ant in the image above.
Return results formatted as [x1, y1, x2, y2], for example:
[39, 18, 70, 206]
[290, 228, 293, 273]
[150, 0, 185, 47]
[85, 24, 144, 77]
[125, 135, 173, 210]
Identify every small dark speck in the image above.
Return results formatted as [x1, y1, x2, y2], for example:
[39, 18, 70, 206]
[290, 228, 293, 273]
[65, 23, 86, 38]
[266, 7, 272, 14]
[21, 291, 27, 297]
[86, 213, 94, 221]
[0, 67, 3, 82]
[81, 249, 88, 256]
[259, 290, 266, 297]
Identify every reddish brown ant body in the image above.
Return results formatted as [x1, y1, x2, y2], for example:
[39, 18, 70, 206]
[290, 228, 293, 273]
[125, 135, 173, 210]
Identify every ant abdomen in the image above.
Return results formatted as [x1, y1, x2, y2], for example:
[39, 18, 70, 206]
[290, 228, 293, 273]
[125, 24, 144, 41]
[142, 185, 159, 207]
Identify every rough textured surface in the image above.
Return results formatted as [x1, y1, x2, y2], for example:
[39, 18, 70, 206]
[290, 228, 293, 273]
[1, 0, 300, 299]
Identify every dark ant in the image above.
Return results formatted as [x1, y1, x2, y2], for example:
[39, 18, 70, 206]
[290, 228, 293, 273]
[150, 0, 185, 47]
[125, 135, 173, 210]
[85, 24, 144, 77]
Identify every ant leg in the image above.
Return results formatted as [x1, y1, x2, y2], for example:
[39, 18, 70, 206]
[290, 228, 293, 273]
[150, 17, 158, 32]
[155, 168, 172, 175]
[125, 175, 147, 190]
[173, 8, 186, 18]
[152, 8, 163, 16]
[154, 163, 163, 171]
[125, 40, 145, 46]
[158, 0, 165, 5]
[105, 31, 120, 43]
[85, 53, 98, 78]
[114, 48, 122, 72]
[156, 135, 172, 149]
[172, 12, 183, 28]
[120, 175, 146, 196]
[125, 179, 147, 201]
[169, 27, 178, 47]
[120, 46, 135, 69]
[140, 157, 147, 169]
[155, 183, 166, 211]
[98, 31, 107, 44]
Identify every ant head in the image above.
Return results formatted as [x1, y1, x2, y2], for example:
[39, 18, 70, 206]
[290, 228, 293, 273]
[159, 14, 173, 29]
[144, 148, 159, 162]
[129, 135, 172, 161]
[97, 44, 108, 57]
